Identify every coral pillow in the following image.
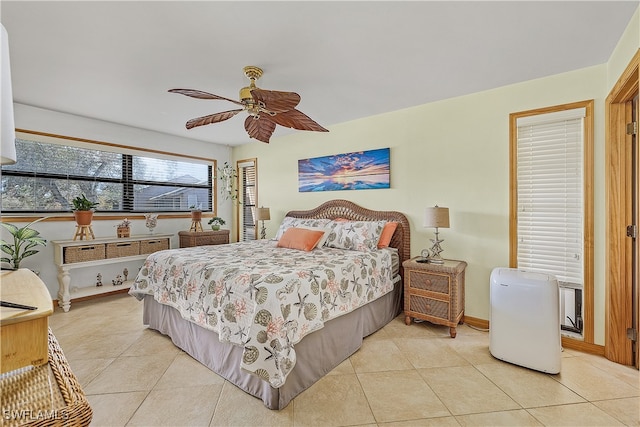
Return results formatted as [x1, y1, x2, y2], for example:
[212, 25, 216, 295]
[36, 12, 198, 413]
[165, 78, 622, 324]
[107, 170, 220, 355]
[297, 225, 330, 247]
[377, 221, 398, 248]
[276, 227, 326, 251]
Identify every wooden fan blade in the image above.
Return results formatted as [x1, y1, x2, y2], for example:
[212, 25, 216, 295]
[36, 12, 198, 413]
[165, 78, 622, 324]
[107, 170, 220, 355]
[271, 109, 329, 132]
[244, 115, 276, 143]
[251, 89, 301, 112]
[185, 109, 243, 129]
[169, 89, 244, 107]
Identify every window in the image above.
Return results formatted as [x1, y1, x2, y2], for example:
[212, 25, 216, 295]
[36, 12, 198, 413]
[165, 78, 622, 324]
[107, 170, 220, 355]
[1, 132, 214, 213]
[510, 100, 594, 340]
[237, 159, 257, 241]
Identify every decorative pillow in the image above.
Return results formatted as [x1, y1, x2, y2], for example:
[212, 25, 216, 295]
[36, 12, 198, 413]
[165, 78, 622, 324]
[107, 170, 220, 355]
[276, 227, 326, 252]
[297, 225, 330, 247]
[274, 217, 331, 240]
[325, 220, 386, 252]
[377, 221, 398, 248]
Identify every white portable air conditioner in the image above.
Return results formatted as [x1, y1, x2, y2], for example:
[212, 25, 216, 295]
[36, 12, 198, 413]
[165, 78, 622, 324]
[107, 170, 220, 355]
[489, 268, 561, 374]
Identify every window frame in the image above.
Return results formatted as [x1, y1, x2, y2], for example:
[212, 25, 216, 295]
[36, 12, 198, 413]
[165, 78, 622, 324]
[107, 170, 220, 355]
[509, 100, 594, 344]
[2, 129, 218, 216]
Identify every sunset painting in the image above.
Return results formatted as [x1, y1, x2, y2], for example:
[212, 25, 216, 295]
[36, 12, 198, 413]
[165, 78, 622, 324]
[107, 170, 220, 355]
[298, 148, 390, 192]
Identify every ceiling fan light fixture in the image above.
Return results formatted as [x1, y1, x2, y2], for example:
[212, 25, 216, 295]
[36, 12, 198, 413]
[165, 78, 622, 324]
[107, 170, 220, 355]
[239, 86, 253, 101]
[169, 65, 328, 143]
[240, 66, 262, 101]
[243, 65, 263, 81]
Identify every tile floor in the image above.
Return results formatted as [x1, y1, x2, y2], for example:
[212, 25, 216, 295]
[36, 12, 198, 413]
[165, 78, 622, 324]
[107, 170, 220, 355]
[49, 293, 639, 426]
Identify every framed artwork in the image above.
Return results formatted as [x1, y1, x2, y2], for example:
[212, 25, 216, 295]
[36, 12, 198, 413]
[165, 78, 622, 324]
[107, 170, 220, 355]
[298, 148, 390, 192]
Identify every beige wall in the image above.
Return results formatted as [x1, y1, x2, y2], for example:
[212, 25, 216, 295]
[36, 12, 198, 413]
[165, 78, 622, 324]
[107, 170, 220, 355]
[607, 7, 639, 92]
[235, 5, 640, 344]
[235, 8, 640, 345]
[233, 65, 607, 335]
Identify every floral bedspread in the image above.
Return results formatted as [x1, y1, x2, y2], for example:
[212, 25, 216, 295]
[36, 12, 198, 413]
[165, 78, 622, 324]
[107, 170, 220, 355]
[129, 240, 395, 388]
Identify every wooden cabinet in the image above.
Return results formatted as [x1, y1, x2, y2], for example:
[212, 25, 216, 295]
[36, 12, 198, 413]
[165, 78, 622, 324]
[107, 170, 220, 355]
[402, 257, 467, 338]
[52, 234, 172, 311]
[178, 229, 230, 248]
[1, 269, 53, 373]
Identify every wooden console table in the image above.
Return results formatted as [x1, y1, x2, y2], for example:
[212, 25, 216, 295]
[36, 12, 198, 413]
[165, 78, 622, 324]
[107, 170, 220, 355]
[52, 234, 172, 311]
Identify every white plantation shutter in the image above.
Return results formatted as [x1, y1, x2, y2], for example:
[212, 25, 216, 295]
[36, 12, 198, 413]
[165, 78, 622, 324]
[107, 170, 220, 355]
[239, 160, 257, 241]
[516, 108, 585, 287]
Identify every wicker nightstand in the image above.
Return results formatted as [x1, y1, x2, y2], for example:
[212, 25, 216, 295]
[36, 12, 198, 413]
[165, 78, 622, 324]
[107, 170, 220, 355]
[402, 257, 467, 338]
[178, 229, 230, 248]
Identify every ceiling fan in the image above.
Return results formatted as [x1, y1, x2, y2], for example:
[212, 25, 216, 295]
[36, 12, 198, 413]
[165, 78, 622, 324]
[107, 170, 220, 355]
[169, 66, 329, 143]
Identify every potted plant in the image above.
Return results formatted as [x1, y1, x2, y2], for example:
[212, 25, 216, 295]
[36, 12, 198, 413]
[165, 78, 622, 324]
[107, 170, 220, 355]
[207, 217, 225, 231]
[72, 194, 99, 225]
[0, 218, 47, 270]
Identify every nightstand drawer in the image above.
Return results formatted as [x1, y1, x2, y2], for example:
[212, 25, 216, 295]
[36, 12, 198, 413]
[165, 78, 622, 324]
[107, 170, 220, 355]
[408, 270, 450, 294]
[408, 295, 449, 321]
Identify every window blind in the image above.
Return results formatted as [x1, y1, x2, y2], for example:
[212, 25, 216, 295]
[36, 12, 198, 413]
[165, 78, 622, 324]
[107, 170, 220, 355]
[240, 162, 257, 241]
[516, 107, 585, 287]
[1, 138, 212, 213]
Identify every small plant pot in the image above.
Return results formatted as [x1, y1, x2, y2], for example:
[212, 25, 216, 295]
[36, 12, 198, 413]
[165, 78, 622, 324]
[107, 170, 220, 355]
[191, 211, 202, 221]
[74, 211, 94, 226]
[211, 225, 220, 231]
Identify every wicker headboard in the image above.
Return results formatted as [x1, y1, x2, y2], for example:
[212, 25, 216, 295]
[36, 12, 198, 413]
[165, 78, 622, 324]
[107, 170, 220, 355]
[285, 199, 411, 278]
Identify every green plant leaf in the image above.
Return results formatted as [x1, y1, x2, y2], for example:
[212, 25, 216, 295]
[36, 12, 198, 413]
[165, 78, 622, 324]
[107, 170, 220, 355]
[0, 222, 18, 234]
[20, 249, 40, 258]
[17, 228, 40, 240]
[0, 217, 48, 268]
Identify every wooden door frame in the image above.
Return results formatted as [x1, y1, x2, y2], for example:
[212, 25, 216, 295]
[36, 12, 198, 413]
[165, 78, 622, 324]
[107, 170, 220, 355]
[509, 101, 595, 353]
[605, 49, 639, 365]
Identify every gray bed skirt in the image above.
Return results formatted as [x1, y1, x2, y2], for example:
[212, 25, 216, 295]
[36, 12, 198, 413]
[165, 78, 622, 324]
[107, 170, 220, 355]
[142, 276, 402, 410]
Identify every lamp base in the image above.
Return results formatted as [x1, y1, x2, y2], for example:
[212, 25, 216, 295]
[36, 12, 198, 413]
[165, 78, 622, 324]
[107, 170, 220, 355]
[260, 221, 267, 240]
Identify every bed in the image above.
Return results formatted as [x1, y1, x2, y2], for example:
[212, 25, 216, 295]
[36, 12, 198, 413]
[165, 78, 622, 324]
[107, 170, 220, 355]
[129, 199, 410, 409]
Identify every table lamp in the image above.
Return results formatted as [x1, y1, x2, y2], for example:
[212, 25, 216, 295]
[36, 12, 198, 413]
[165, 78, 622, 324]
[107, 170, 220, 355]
[257, 207, 270, 239]
[423, 205, 450, 264]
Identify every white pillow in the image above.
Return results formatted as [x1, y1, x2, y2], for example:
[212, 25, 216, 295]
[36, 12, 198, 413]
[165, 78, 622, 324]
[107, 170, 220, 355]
[324, 220, 386, 252]
[274, 217, 331, 240]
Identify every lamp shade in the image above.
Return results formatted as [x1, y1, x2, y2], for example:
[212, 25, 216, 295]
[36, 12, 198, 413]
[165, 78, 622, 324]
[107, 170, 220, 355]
[257, 207, 271, 221]
[423, 206, 450, 228]
[1, 24, 16, 165]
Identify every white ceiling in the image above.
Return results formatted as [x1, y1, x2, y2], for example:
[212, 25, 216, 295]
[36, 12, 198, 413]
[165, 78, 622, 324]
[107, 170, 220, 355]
[2, 1, 638, 146]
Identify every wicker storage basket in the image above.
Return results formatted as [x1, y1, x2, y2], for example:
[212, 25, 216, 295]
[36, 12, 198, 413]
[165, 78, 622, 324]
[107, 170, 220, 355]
[106, 241, 140, 259]
[140, 238, 169, 254]
[63, 244, 105, 264]
[178, 230, 230, 248]
[0, 329, 92, 426]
